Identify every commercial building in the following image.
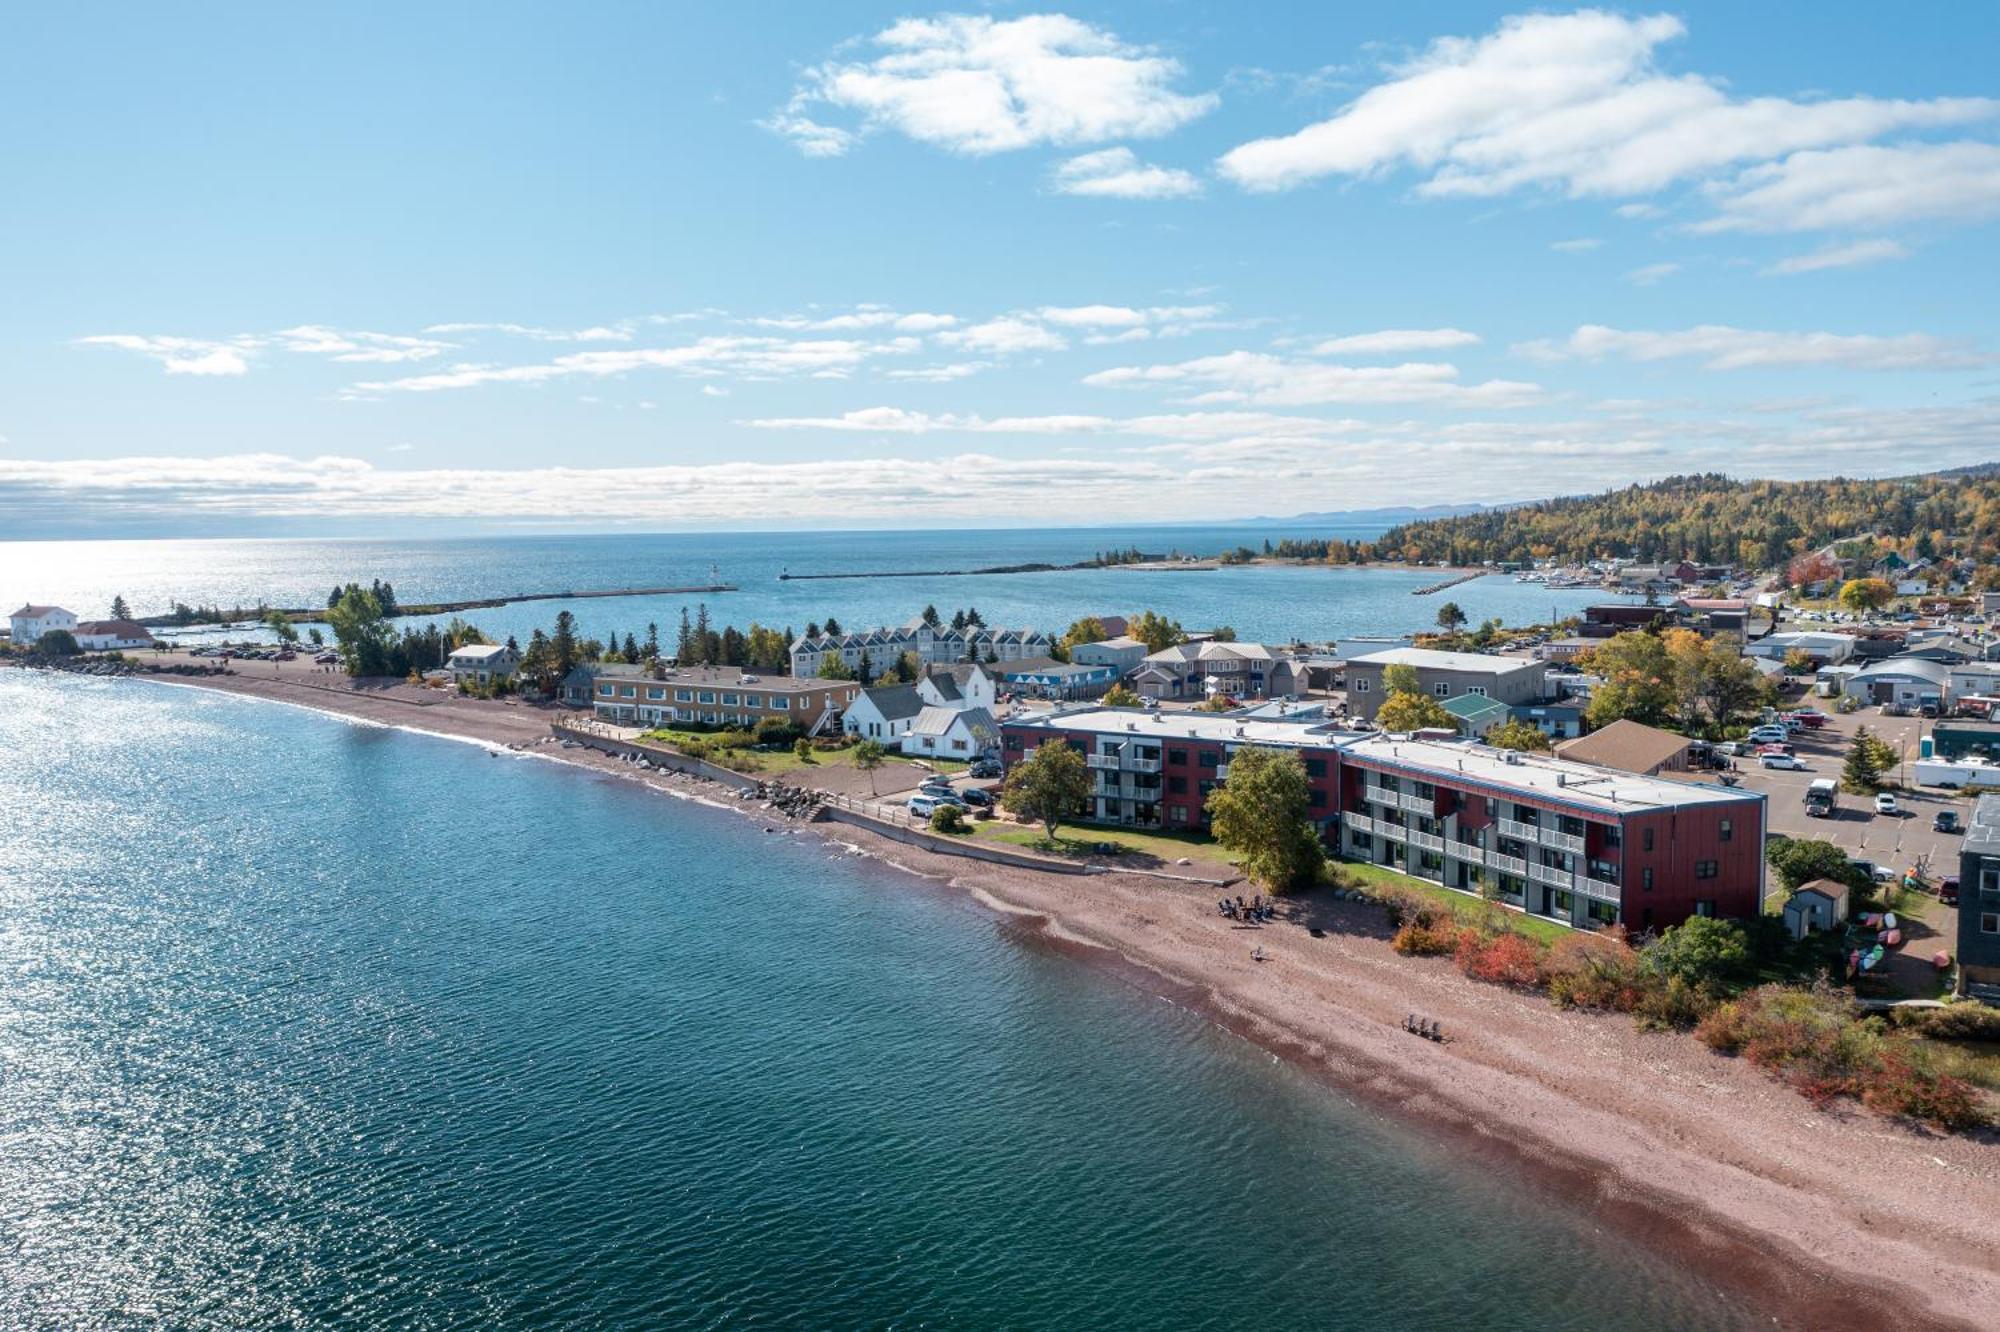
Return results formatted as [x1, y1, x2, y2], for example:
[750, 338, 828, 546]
[999, 707, 1764, 930]
[1958, 797, 2000, 1001]
[1842, 658, 1950, 710]
[72, 619, 156, 651]
[1342, 647, 1547, 721]
[592, 664, 858, 732]
[1067, 635, 1148, 672]
[1554, 720, 1691, 776]
[996, 657, 1119, 700]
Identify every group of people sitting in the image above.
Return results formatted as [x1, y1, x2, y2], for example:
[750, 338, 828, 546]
[1216, 894, 1275, 922]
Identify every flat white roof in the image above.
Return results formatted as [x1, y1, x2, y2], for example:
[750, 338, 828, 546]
[1336, 732, 1754, 814]
[1010, 706, 1340, 750]
[1347, 647, 1544, 674]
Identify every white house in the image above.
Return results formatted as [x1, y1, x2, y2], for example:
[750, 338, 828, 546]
[73, 619, 156, 650]
[8, 604, 77, 647]
[900, 705, 998, 759]
[1843, 657, 1950, 709]
[842, 683, 926, 742]
[916, 663, 998, 712]
[448, 642, 519, 686]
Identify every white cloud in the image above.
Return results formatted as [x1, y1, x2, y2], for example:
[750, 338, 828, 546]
[1214, 10, 1996, 224]
[1623, 262, 1680, 285]
[1520, 323, 1993, 371]
[936, 316, 1067, 354]
[1697, 141, 2000, 233]
[768, 14, 1216, 157]
[1762, 238, 1910, 276]
[1084, 349, 1543, 407]
[270, 325, 455, 364]
[1310, 328, 1480, 355]
[884, 361, 989, 382]
[749, 307, 959, 332]
[743, 407, 1357, 440]
[422, 322, 635, 342]
[1550, 237, 1602, 252]
[76, 334, 254, 376]
[345, 335, 920, 394]
[1049, 147, 1203, 198]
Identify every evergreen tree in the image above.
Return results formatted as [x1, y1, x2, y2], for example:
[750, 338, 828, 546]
[1841, 726, 1883, 794]
[110, 595, 131, 620]
[623, 632, 640, 661]
[950, 609, 967, 631]
[805, 621, 820, 639]
[721, 626, 747, 666]
[676, 607, 695, 663]
[645, 622, 660, 660]
[921, 604, 940, 627]
[823, 616, 842, 636]
[552, 610, 579, 679]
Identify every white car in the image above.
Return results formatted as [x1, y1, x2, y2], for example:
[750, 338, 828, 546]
[1759, 752, 1805, 770]
[1746, 726, 1791, 744]
[1873, 793, 1900, 816]
[906, 795, 939, 818]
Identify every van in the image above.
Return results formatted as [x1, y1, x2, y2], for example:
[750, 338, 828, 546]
[1804, 778, 1837, 816]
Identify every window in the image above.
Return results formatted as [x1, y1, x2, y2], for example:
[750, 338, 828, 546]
[1642, 828, 1655, 852]
[721, 693, 738, 705]
[1168, 776, 1188, 794]
[675, 689, 692, 702]
[1603, 824, 1621, 849]
[1642, 868, 1654, 891]
[698, 691, 716, 704]
[951, 739, 967, 751]
[1198, 752, 1219, 769]
[647, 688, 664, 700]
[1468, 686, 1488, 697]
[771, 697, 790, 710]
[1310, 790, 1327, 808]
[744, 696, 761, 709]
[1981, 865, 2000, 899]
[1719, 819, 1732, 843]
[1305, 758, 1327, 777]
[1005, 735, 1023, 751]
[1695, 860, 1718, 880]
[1587, 900, 1619, 926]
[1170, 805, 1188, 824]
[620, 686, 636, 699]
[1168, 748, 1188, 765]
[1983, 912, 1999, 935]
[1695, 901, 1716, 918]
[1433, 681, 1451, 697]
[1353, 677, 1370, 693]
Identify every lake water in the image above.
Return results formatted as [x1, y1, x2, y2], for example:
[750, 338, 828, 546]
[0, 671, 1754, 1329]
[1, 527, 1621, 646]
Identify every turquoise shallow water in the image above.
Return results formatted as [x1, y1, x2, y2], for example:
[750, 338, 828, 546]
[0, 672, 1752, 1330]
[1, 527, 1622, 647]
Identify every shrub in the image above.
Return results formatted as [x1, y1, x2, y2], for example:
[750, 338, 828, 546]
[1631, 974, 1721, 1030]
[929, 804, 969, 835]
[1859, 1050, 1982, 1131]
[755, 716, 804, 746]
[1540, 930, 1645, 1011]
[1392, 919, 1466, 956]
[1455, 931, 1544, 986]
[1889, 1003, 2000, 1043]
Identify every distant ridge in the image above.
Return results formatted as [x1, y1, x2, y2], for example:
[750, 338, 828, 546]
[1374, 465, 2000, 566]
[1240, 501, 1494, 525]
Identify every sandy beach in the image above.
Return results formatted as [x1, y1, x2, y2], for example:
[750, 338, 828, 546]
[48, 656, 2000, 1330]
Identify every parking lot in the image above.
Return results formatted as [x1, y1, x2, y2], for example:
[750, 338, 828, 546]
[1720, 704, 1965, 875]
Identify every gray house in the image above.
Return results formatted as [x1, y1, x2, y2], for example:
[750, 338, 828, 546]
[1960, 797, 2000, 1003]
[1343, 647, 1547, 722]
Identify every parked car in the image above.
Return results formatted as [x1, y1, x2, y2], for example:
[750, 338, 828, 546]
[1934, 809, 1963, 834]
[1759, 752, 1805, 771]
[959, 787, 996, 807]
[1850, 859, 1896, 885]
[968, 758, 1002, 778]
[927, 790, 969, 809]
[1874, 793, 1900, 816]
[905, 795, 939, 818]
[1746, 725, 1791, 745]
[1940, 875, 1960, 906]
[1785, 710, 1828, 729]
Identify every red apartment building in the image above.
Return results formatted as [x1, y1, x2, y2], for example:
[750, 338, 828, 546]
[1000, 708, 1765, 932]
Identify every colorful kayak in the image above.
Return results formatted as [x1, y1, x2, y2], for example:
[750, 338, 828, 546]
[1882, 929, 1902, 947]
[1860, 944, 1886, 971]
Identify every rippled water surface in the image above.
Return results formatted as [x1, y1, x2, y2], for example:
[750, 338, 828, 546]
[1, 528, 1624, 647]
[0, 672, 1752, 1330]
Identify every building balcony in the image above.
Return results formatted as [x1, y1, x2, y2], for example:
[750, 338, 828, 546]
[1448, 842, 1485, 866]
[1342, 812, 1376, 835]
[1376, 821, 1409, 843]
[1123, 756, 1163, 773]
[1214, 764, 1230, 780]
[1487, 852, 1527, 876]
[1087, 753, 1120, 769]
[1539, 828, 1586, 855]
[1497, 818, 1541, 842]
[1578, 876, 1622, 904]
[1396, 791, 1432, 814]
[1529, 861, 1573, 889]
[1408, 830, 1444, 853]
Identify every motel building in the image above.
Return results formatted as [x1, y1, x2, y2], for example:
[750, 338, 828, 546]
[1000, 708, 1765, 932]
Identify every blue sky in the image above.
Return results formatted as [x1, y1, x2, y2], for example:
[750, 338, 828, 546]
[3, 2, 1999, 536]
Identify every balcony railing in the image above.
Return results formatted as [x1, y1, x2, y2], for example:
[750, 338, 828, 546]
[1408, 830, 1444, 853]
[1529, 861, 1573, 888]
[1488, 852, 1527, 876]
[1087, 753, 1120, 769]
[1343, 812, 1375, 836]
[1214, 764, 1230, 780]
[1497, 818, 1541, 842]
[1376, 821, 1409, 843]
[1579, 876, 1622, 903]
[1397, 791, 1432, 814]
[1539, 828, 1586, 855]
[1123, 756, 1162, 773]
[1449, 842, 1485, 866]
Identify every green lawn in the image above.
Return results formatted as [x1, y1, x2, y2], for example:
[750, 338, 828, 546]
[1332, 860, 1573, 944]
[971, 820, 1237, 869]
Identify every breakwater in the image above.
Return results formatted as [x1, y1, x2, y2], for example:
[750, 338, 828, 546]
[141, 582, 739, 628]
[1411, 571, 1484, 596]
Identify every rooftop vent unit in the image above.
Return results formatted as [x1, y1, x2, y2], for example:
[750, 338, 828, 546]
[742, 674, 760, 683]
[1503, 751, 1525, 765]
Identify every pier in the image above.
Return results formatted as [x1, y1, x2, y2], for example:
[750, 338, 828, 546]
[1410, 570, 1485, 596]
[140, 583, 738, 628]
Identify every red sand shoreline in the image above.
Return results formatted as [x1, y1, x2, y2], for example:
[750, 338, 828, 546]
[41, 661, 2000, 1330]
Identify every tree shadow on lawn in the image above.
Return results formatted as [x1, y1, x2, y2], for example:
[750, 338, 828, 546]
[1288, 882, 1397, 942]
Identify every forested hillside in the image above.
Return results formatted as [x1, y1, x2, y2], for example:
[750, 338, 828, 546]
[1375, 469, 2000, 568]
